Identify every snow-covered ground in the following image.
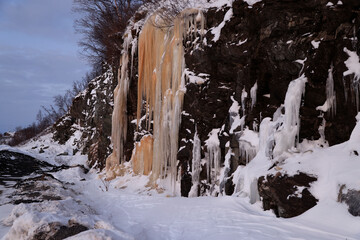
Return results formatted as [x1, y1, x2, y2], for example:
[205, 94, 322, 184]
[0, 129, 360, 240]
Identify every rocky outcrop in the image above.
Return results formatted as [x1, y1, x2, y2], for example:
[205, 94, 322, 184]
[49, 0, 360, 218]
[0, 149, 88, 205]
[178, 0, 360, 197]
[0, 150, 53, 186]
[258, 173, 318, 218]
[53, 64, 116, 169]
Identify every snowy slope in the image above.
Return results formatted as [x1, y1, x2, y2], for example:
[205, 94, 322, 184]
[1, 127, 360, 239]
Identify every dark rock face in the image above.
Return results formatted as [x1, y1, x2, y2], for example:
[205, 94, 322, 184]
[0, 150, 53, 186]
[178, 0, 360, 196]
[49, 0, 360, 214]
[53, 65, 116, 169]
[258, 173, 318, 218]
[339, 187, 360, 217]
[181, 172, 193, 197]
[0, 149, 88, 205]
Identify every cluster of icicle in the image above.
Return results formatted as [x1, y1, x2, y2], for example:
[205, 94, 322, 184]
[316, 64, 336, 117]
[105, 23, 138, 179]
[106, 8, 205, 192]
[217, 75, 307, 197]
[106, 4, 310, 196]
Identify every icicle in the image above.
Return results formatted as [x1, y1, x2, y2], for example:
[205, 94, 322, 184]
[205, 129, 221, 185]
[252, 121, 258, 132]
[273, 75, 307, 156]
[135, 9, 205, 193]
[318, 118, 326, 141]
[241, 88, 248, 116]
[249, 178, 260, 204]
[131, 135, 154, 175]
[189, 128, 201, 197]
[239, 141, 257, 164]
[219, 147, 232, 195]
[106, 32, 133, 176]
[250, 82, 258, 110]
[229, 96, 244, 134]
[258, 117, 274, 157]
[238, 128, 259, 164]
[326, 64, 336, 117]
[130, 37, 138, 79]
[316, 64, 336, 116]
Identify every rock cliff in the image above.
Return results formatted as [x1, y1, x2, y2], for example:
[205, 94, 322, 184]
[52, 0, 360, 217]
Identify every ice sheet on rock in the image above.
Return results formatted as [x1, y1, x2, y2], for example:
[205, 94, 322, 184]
[211, 7, 233, 42]
[343, 48, 360, 111]
[229, 97, 244, 134]
[184, 69, 209, 85]
[311, 40, 320, 49]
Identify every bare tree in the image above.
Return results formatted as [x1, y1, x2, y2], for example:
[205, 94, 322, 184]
[73, 0, 146, 67]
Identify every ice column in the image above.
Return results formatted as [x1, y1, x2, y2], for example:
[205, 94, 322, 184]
[135, 9, 205, 192]
[205, 129, 221, 184]
[326, 64, 336, 117]
[273, 75, 307, 156]
[250, 82, 258, 110]
[241, 88, 248, 116]
[189, 128, 201, 197]
[106, 29, 134, 177]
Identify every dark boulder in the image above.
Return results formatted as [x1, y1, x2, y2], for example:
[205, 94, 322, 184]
[258, 172, 318, 218]
[32, 221, 88, 240]
[181, 172, 192, 197]
[339, 186, 360, 217]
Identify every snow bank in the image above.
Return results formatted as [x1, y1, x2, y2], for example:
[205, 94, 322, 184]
[20, 129, 88, 166]
[66, 229, 134, 240]
[2, 199, 96, 240]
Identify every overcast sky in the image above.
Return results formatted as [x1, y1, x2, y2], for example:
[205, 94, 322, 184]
[0, 0, 90, 133]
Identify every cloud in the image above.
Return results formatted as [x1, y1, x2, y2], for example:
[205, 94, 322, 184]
[0, 0, 77, 44]
[0, 0, 90, 133]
